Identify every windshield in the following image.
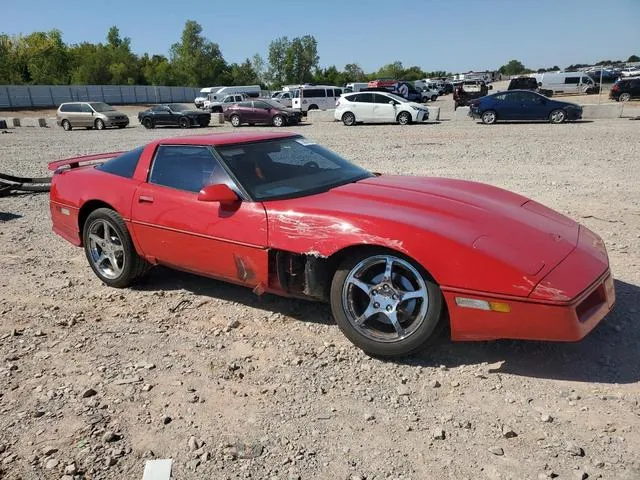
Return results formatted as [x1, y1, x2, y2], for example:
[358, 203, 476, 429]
[215, 136, 373, 201]
[90, 102, 116, 112]
[168, 103, 191, 112]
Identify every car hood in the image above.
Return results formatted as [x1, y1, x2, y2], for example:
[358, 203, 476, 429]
[103, 111, 127, 117]
[266, 175, 580, 296]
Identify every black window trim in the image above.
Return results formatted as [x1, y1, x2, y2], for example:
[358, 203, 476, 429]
[147, 143, 249, 200]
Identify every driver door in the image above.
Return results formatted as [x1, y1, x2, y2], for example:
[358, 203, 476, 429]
[131, 144, 269, 285]
[153, 106, 172, 126]
[372, 93, 396, 123]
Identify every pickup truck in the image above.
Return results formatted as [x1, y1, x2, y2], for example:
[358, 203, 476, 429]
[453, 80, 491, 109]
[204, 93, 247, 112]
[507, 77, 553, 97]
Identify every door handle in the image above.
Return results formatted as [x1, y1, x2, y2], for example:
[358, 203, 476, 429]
[138, 195, 154, 203]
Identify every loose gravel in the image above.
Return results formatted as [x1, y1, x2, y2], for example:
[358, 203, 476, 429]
[1, 96, 639, 480]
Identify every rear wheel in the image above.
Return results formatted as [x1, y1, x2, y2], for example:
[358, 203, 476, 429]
[272, 114, 285, 127]
[61, 120, 72, 131]
[330, 250, 443, 357]
[481, 110, 497, 125]
[179, 117, 190, 128]
[142, 117, 154, 129]
[82, 208, 149, 288]
[549, 109, 566, 124]
[342, 112, 356, 126]
[308, 104, 318, 111]
[619, 93, 631, 102]
[94, 119, 105, 130]
[397, 111, 412, 125]
[230, 115, 241, 127]
[431, 95, 437, 102]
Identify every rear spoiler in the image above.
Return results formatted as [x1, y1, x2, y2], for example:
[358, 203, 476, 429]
[48, 151, 126, 171]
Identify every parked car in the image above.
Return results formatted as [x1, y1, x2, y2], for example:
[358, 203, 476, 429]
[224, 99, 301, 127]
[291, 85, 343, 114]
[507, 77, 553, 97]
[56, 102, 129, 131]
[453, 80, 491, 109]
[586, 69, 619, 83]
[138, 104, 211, 129]
[367, 78, 397, 88]
[609, 77, 640, 102]
[48, 132, 614, 357]
[441, 82, 454, 95]
[620, 67, 640, 78]
[469, 90, 583, 124]
[420, 86, 440, 102]
[334, 91, 429, 126]
[273, 91, 294, 108]
[204, 93, 248, 112]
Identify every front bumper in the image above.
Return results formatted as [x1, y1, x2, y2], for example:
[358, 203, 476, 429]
[445, 227, 614, 342]
[106, 117, 129, 127]
[415, 109, 429, 121]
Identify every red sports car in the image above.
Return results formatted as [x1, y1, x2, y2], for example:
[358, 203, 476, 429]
[48, 132, 615, 357]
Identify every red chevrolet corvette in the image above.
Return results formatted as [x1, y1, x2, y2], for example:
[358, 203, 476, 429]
[48, 132, 615, 357]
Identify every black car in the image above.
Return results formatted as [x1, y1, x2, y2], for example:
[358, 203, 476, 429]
[452, 80, 492, 109]
[361, 81, 424, 103]
[609, 77, 640, 102]
[138, 104, 211, 129]
[507, 77, 553, 97]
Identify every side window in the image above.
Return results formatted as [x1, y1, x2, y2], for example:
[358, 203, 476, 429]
[302, 89, 326, 98]
[253, 101, 269, 109]
[493, 93, 507, 101]
[81, 103, 93, 113]
[334, 88, 342, 96]
[238, 101, 252, 108]
[97, 146, 144, 179]
[149, 146, 227, 193]
[60, 104, 70, 112]
[373, 94, 391, 104]
[354, 93, 374, 103]
[564, 77, 580, 84]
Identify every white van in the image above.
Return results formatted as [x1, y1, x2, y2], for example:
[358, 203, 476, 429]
[531, 72, 597, 94]
[195, 86, 223, 108]
[344, 82, 369, 93]
[291, 85, 343, 114]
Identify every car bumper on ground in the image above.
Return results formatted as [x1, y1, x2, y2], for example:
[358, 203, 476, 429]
[444, 227, 614, 342]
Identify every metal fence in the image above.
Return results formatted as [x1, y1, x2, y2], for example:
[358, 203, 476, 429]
[0, 85, 202, 109]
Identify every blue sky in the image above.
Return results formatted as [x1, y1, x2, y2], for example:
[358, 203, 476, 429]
[2, 0, 639, 73]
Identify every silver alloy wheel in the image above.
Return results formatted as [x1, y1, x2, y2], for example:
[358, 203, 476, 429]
[230, 115, 241, 127]
[273, 115, 284, 127]
[62, 120, 71, 131]
[342, 112, 355, 126]
[619, 93, 631, 102]
[341, 255, 429, 343]
[87, 219, 125, 280]
[482, 111, 496, 124]
[398, 112, 411, 125]
[95, 119, 105, 130]
[549, 109, 566, 123]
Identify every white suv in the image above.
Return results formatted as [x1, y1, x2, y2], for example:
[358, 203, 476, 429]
[334, 91, 429, 126]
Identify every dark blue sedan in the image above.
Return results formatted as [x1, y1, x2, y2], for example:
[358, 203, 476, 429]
[469, 90, 583, 124]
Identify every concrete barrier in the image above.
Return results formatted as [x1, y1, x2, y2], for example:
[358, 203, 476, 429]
[21, 117, 47, 127]
[0, 117, 17, 128]
[581, 103, 623, 119]
[454, 106, 473, 121]
[426, 106, 440, 121]
[45, 117, 58, 128]
[211, 113, 224, 125]
[307, 109, 336, 123]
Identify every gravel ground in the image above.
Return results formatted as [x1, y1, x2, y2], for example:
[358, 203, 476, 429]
[1, 101, 639, 480]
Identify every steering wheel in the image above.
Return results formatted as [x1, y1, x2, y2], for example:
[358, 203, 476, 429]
[304, 161, 319, 169]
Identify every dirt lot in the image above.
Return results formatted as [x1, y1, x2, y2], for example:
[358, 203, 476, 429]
[1, 100, 639, 480]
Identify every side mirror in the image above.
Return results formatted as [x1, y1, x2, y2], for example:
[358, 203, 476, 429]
[388, 100, 395, 105]
[198, 184, 240, 206]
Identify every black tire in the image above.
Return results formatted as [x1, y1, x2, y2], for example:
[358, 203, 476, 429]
[549, 109, 566, 124]
[94, 119, 105, 130]
[82, 208, 149, 288]
[61, 120, 72, 131]
[272, 114, 285, 127]
[397, 111, 412, 125]
[230, 115, 241, 127]
[431, 95, 437, 102]
[179, 117, 190, 129]
[329, 248, 443, 357]
[342, 112, 356, 126]
[619, 93, 631, 102]
[481, 110, 497, 125]
[142, 117, 154, 129]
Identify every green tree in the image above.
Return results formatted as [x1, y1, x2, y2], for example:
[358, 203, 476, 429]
[251, 53, 266, 85]
[267, 36, 290, 86]
[21, 30, 69, 84]
[628, 54, 640, 63]
[375, 61, 405, 80]
[140, 54, 175, 85]
[170, 20, 229, 86]
[68, 42, 112, 84]
[284, 35, 318, 83]
[343, 63, 366, 82]
[498, 59, 527, 76]
[0, 34, 27, 84]
[230, 59, 260, 85]
[313, 65, 347, 86]
[402, 65, 426, 81]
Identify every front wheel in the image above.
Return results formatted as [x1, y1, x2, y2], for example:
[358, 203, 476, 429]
[330, 251, 443, 357]
[549, 109, 566, 124]
[179, 117, 190, 128]
[142, 117, 154, 129]
[272, 114, 285, 127]
[94, 119, 105, 130]
[481, 110, 497, 125]
[230, 115, 241, 127]
[342, 112, 356, 126]
[397, 111, 412, 125]
[61, 120, 72, 131]
[82, 208, 149, 288]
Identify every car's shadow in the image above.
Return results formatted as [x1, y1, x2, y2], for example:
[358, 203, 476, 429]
[0, 212, 22, 221]
[135, 271, 639, 384]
